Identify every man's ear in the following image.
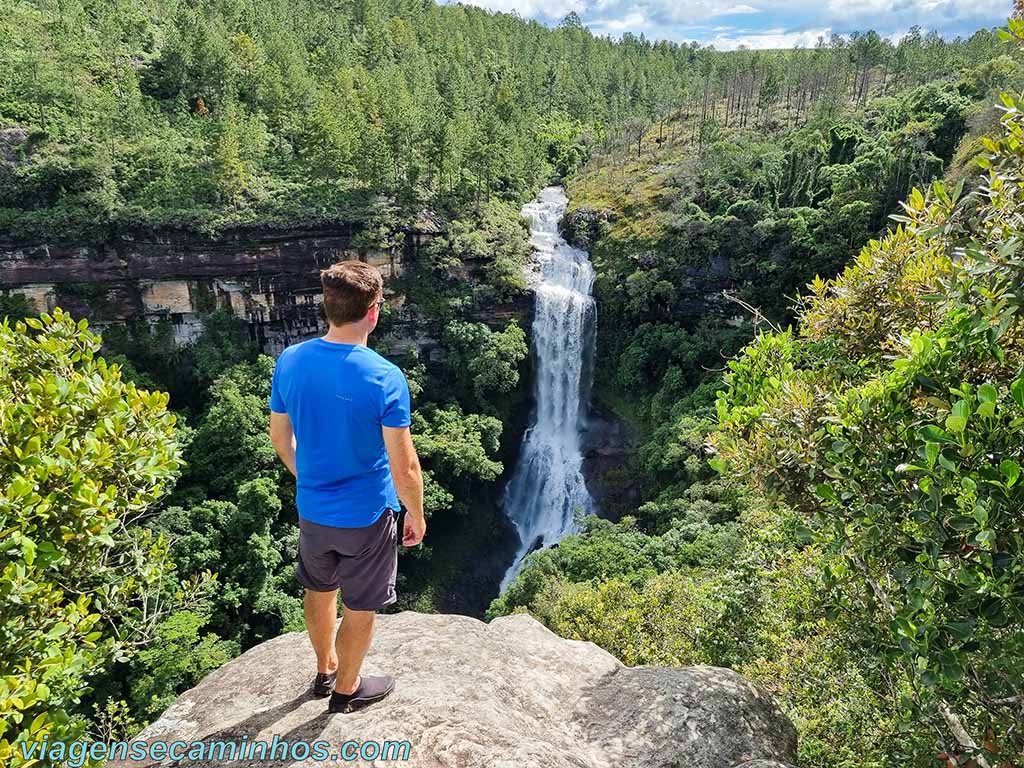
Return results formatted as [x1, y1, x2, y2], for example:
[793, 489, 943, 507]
[368, 297, 383, 323]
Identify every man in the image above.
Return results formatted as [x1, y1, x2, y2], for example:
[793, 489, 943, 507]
[268, 259, 426, 715]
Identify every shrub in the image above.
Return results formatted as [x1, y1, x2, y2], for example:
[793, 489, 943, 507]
[0, 310, 184, 765]
[713, 77, 1024, 761]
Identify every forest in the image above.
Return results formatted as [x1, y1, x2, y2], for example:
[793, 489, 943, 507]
[2, 0, 1023, 766]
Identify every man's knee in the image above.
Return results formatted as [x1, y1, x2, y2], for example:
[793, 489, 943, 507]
[304, 588, 339, 608]
[341, 605, 376, 622]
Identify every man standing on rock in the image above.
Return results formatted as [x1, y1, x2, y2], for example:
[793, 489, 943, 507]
[268, 259, 426, 714]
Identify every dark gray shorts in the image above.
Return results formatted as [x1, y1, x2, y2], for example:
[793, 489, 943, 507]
[296, 509, 398, 611]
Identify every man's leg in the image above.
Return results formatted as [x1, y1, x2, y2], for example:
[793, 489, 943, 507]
[334, 606, 375, 694]
[327, 511, 397, 711]
[304, 589, 339, 674]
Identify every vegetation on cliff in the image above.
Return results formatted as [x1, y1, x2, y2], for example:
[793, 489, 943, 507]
[713, 81, 1024, 764]
[0, 0, 1005, 241]
[0, 310, 187, 761]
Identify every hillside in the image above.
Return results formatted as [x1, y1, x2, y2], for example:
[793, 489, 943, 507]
[0, 0, 1006, 243]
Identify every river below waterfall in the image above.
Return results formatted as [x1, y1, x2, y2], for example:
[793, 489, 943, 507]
[500, 185, 597, 591]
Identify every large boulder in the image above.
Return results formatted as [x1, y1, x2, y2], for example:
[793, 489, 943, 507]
[114, 612, 796, 768]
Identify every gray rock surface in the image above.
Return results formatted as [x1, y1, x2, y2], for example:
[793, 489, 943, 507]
[114, 612, 796, 768]
[0, 127, 28, 166]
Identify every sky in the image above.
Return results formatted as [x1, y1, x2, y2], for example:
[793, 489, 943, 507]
[442, 0, 1010, 49]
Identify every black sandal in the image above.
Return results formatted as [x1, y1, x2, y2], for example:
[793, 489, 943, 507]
[328, 675, 395, 713]
[312, 671, 337, 697]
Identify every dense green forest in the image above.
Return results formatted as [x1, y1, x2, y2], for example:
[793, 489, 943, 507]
[0, 0, 1006, 240]
[2, 0, 1023, 766]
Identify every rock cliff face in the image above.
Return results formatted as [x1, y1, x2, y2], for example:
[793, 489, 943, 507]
[117, 612, 797, 768]
[0, 223, 429, 355]
[0, 216, 535, 361]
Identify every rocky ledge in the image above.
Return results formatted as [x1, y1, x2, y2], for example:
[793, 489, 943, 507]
[115, 612, 797, 768]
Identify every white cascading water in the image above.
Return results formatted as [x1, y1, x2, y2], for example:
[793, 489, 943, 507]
[500, 185, 597, 591]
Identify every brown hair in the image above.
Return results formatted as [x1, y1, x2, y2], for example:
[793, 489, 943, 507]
[320, 260, 383, 326]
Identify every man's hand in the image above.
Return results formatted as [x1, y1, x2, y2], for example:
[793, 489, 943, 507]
[402, 513, 426, 546]
[382, 426, 425, 545]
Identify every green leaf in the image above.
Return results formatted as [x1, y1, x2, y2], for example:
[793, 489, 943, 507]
[978, 383, 998, 404]
[944, 414, 966, 433]
[896, 463, 927, 474]
[9, 476, 33, 498]
[908, 187, 925, 211]
[20, 537, 36, 567]
[29, 711, 48, 734]
[1011, 378, 1024, 411]
[976, 529, 996, 547]
[999, 459, 1020, 487]
[918, 425, 954, 443]
[945, 621, 974, 642]
[815, 483, 837, 502]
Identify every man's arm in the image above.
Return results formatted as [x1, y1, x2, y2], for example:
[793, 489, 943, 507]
[269, 411, 297, 478]
[382, 425, 426, 546]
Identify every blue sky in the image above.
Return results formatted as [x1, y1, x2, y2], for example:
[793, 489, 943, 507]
[444, 0, 1009, 49]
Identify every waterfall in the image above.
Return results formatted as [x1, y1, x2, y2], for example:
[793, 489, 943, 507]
[500, 185, 597, 592]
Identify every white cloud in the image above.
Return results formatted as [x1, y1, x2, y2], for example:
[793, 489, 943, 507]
[717, 4, 761, 15]
[708, 26, 831, 49]
[825, 0, 1007, 26]
[644, 0, 773, 23]
[442, 0, 1005, 43]
[587, 10, 647, 33]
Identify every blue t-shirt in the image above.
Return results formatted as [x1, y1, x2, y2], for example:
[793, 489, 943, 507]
[269, 338, 412, 528]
